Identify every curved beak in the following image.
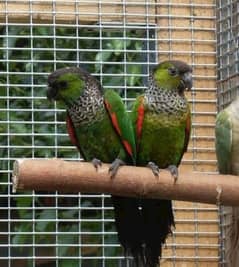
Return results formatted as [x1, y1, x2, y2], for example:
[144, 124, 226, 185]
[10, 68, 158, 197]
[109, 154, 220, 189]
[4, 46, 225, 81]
[46, 85, 58, 100]
[181, 72, 193, 91]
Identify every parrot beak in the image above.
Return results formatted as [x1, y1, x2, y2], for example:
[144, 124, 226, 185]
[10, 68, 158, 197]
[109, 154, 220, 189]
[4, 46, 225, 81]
[181, 72, 193, 91]
[46, 85, 58, 101]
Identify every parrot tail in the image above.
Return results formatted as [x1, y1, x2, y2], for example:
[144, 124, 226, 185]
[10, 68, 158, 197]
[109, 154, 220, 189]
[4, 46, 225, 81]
[111, 196, 146, 267]
[141, 199, 175, 267]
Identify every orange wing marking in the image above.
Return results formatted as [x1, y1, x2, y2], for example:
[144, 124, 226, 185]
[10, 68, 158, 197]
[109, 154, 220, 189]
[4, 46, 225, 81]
[136, 97, 145, 140]
[104, 100, 122, 136]
[122, 140, 133, 157]
[66, 115, 78, 146]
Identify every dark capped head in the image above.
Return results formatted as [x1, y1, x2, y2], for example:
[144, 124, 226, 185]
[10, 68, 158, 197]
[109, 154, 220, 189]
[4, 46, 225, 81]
[47, 67, 102, 105]
[152, 60, 193, 94]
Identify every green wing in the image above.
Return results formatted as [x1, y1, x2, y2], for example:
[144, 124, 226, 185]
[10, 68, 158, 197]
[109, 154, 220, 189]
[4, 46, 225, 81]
[215, 109, 232, 174]
[130, 95, 145, 151]
[104, 89, 136, 164]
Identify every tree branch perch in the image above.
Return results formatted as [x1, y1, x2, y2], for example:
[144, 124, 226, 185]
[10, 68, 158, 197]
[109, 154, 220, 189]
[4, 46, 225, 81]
[12, 159, 239, 206]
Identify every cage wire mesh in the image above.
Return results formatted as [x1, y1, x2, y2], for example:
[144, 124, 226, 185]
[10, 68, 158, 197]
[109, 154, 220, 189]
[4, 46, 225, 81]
[0, 1, 220, 266]
[217, 0, 239, 266]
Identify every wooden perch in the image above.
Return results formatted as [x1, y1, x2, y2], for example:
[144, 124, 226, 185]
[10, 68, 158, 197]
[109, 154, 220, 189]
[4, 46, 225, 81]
[12, 158, 239, 206]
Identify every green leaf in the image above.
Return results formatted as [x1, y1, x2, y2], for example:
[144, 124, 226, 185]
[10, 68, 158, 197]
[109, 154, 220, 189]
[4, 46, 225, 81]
[127, 65, 141, 86]
[35, 209, 56, 231]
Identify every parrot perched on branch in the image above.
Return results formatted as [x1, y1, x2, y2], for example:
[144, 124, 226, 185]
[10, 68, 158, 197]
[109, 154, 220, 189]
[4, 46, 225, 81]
[215, 96, 239, 266]
[46, 62, 193, 267]
[46, 67, 145, 265]
[46, 67, 136, 169]
[126, 60, 192, 266]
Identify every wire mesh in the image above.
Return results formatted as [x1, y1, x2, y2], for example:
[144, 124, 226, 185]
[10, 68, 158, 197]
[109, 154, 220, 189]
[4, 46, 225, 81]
[217, 0, 239, 266]
[0, 1, 219, 266]
[217, 0, 239, 109]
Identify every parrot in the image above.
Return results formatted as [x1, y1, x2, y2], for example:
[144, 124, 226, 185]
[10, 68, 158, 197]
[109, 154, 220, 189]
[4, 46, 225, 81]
[215, 96, 239, 266]
[128, 60, 193, 266]
[46, 66, 145, 266]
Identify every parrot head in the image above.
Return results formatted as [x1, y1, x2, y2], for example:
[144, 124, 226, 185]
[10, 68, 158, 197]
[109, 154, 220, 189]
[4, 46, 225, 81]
[152, 60, 193, 94]
[47, 67, 102, 105]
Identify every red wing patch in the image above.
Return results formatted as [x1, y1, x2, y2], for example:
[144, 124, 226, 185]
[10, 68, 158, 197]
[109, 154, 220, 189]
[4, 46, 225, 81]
[110, 112, 122, 136]
[104, 99, 111, 110]
[66, 113, 78, 147]
[104, 100, 122, 136]
[66, 112, 86, 159]
[104, 99, 133, 158]
[122, 140, 133, 157]
[136, 96, 145, 140]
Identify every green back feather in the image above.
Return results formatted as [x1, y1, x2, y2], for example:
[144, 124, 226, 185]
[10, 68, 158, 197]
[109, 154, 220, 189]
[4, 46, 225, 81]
[215, 109, 232, 174]
[104, 89, 136, 164]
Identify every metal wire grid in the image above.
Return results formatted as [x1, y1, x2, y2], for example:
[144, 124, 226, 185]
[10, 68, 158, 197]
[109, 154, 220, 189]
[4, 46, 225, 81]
[217, 0, 239, 109]
[217, 0, 239, 266]
[0, 1, 219, 266]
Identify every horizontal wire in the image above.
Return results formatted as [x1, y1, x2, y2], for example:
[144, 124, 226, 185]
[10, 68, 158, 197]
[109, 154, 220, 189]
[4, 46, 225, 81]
[0, 1, 222, 264]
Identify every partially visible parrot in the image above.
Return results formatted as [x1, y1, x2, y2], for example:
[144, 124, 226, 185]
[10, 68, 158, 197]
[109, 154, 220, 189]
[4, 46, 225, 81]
[46, 67, 145, 265]
[129, 60, 192, 266]
[215, 96, 239, 266]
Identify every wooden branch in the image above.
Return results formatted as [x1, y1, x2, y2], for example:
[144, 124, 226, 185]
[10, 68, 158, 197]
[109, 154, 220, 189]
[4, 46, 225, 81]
[12, 158, 239, 206]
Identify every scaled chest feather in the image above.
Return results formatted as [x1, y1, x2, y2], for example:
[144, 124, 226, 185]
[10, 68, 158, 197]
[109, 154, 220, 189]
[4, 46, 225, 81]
[68, 94, 105, 126]
[145, 86, 188, 118]
[144, 94, 189, 125]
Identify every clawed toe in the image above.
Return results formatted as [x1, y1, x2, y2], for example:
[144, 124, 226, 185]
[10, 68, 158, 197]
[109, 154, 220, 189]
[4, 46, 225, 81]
[167, 165, 178, 182]
[91, 158, 102, 170]
[147, 161, 160, 177]
[109, 158, 125, 178]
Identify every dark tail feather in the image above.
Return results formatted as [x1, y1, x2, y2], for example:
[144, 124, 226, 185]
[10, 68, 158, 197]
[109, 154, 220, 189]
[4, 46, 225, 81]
[141, 199, 175, 267]
[111, 195, 146, 267]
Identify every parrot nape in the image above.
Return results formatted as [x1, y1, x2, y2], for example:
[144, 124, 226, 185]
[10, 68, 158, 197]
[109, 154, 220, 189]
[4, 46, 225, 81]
[46, 67, 146, 265]
[215, 96, 239, 266]
[129, 60, 192, 266]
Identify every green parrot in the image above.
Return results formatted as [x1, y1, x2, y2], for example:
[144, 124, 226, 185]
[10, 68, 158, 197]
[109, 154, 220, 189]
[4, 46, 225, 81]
[129, 60, 192, 266]
[215, 96, 239, 174]
[46, 67, 136, 168]
[46, 67, 145, 265]
[215, 96, 239, 266]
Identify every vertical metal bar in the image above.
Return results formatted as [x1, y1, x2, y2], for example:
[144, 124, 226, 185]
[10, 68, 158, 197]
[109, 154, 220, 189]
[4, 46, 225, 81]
[0, 1, 220, 266]
[168, 0, 172, 61]
[190, 3, 199, 266]
[74, 3, 81, 266]
[123, 0, 127, 103]
[216, 0, 239, 265]
[51, 1, 59, 266]
[98, 2, 105, 266]
[29, 2, 36, 266]
[5, 1, 11, 266]
[145, 0, 150, 74]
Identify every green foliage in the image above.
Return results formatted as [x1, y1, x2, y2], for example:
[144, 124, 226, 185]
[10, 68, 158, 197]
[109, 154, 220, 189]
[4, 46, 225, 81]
[0, 24, 145, 265]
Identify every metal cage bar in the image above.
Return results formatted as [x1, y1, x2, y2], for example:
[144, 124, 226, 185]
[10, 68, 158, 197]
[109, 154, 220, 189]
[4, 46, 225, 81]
[0, 1, 219, 266]
[217, 0, 239, 266]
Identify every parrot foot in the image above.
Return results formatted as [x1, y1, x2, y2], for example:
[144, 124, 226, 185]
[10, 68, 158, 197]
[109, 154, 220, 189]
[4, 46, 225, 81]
[216, 186, 222, 206]
[91, 158, 102, 170]
[147, 161, 160, 176]
[167, 165, 178, 183]
[109, 158, 125, 178]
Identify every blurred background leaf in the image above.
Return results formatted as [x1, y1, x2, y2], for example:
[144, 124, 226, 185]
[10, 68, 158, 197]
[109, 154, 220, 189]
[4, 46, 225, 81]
[0, 25, 148, 266]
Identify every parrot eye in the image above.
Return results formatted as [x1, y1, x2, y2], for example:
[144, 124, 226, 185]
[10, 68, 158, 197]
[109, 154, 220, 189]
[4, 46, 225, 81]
[168, 67, 177, 76]
[58, 80, 68, 89]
